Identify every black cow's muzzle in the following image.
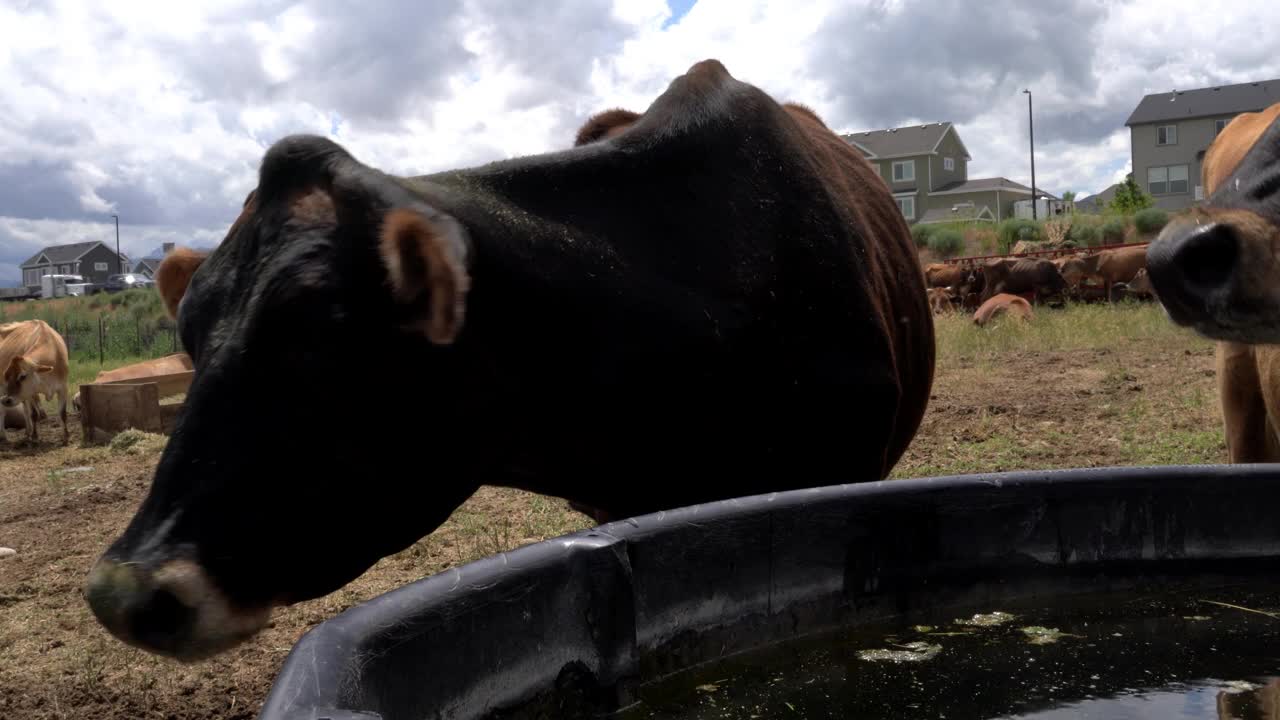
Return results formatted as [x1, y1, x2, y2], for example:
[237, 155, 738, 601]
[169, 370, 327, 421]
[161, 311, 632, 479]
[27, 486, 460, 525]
[85, 557, 271, 662]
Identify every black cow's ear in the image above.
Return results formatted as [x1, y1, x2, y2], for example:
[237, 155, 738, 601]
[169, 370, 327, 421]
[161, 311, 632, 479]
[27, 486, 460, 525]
[378, 208, 470, 345]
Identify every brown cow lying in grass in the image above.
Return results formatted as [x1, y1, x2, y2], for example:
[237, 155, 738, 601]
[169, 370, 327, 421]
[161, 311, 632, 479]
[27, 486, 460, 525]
[973, 293, 1034, 327]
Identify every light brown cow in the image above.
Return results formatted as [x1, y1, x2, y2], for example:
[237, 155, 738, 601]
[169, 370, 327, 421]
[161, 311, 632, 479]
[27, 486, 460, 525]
[1090, 245, 1148, 295]
[973, 293, 1034, 327]
[1124, 268, 1155, 300]
[71, 352, 194, 412]
[0, 320, 70, 445]
[923, 262, 966, 289]
[1145, 101, 1280, 462]
[927, 287, 956, 314]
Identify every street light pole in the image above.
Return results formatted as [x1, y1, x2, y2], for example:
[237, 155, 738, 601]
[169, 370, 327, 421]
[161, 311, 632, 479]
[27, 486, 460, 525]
[1023, 89, 1037, 220]
[111, 214, 121, 274]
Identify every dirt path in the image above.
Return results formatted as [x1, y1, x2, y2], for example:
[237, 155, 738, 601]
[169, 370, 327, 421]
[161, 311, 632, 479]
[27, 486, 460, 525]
[0, 338, 1224, 719]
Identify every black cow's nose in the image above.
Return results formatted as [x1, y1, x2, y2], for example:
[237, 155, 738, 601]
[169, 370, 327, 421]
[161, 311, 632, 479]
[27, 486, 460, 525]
[1148, 221, 1240, 315]
[85, 559, 198, 656]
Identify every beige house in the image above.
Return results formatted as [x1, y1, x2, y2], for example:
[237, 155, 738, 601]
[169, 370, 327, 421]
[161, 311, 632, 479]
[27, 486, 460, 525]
[840, 122, 1048, 224]
[1125, 79, 1280, 211]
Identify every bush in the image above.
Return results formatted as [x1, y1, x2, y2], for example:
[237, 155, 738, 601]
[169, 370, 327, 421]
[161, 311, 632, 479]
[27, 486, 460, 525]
[997, 219, 1041, 254]
[928, 228, 965, 258]
[1101, 218, 1127, 245]
[910, 223, 935, 249]
[1071, 223, 1101, 248]
[1133, 208, 1170, 235]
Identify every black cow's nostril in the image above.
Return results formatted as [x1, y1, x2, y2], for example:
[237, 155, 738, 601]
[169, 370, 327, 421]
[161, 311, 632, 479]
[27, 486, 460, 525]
[1173, 223, 1238, 291]
[131, 587, 197, 651]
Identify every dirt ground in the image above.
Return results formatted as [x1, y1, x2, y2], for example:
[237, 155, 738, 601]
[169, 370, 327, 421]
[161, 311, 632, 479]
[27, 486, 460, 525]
[0, 333, 1223, 719]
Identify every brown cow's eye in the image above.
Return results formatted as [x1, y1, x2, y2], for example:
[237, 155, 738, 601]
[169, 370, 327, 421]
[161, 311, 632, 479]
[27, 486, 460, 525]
[17, 373, 25, 382]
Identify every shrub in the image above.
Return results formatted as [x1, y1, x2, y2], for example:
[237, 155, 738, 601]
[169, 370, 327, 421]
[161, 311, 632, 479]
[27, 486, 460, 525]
[928, 228, 965, 258]
[1107, 175, 1155, 214]
[1071, 223, 1101, 247]
[1133, 207, 1170, 235]
[997, 219, 1041, 254]
[1101, 218, 1126, 245]
[910, 223, 935, 248]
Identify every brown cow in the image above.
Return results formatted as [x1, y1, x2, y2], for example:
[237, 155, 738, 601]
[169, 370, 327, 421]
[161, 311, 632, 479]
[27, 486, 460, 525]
[1124, 268, 1155, 300]
[71, 353, 195, 412]
[924, 262, 965, 288]
[1145, 101, 1280, 462]
[927, 287, 956, 314]
[1089, 245, 1147, 297]
[973, 293, 1034, 327]
[0, 320, 70, 445]
[979, 257, 1067, 302]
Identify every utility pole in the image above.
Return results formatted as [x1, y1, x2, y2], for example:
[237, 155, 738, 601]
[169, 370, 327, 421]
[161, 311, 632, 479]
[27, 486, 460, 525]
[112, 214, 122, 274]
[1023, 89, 1037, 220]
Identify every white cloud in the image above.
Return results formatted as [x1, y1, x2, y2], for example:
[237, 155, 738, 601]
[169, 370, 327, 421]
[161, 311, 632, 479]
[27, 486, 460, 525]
[2, 0, 1279, 284]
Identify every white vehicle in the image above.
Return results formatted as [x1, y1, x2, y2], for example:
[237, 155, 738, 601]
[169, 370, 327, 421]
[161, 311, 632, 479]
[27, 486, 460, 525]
[40, 274, 84, 299]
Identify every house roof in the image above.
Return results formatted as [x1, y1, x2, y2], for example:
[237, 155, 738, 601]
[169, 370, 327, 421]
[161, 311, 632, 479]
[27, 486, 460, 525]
[1075, 183, 1120, 211]
[840, 121, 971, 160]
[19, 241, 113, 268]
[1125, 79, 1280, 126]
[929, 177, 1057, 199]
[135, 258, 162, 273]
[917, 204, 996, 224]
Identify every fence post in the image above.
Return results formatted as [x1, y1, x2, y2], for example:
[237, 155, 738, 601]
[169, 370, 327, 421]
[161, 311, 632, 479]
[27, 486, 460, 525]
[98, 315, 104, 366]
[172, 325, 177, 353]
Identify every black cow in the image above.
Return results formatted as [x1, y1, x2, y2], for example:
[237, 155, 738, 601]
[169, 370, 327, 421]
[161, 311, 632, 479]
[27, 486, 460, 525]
[85, 59, 936, 661]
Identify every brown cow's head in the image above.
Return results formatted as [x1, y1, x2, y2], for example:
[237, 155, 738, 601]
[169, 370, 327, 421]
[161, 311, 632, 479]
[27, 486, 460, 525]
[1, 355, 52, 409]
[1147, 103, 1280, 343]
[85, 135, 477, 661]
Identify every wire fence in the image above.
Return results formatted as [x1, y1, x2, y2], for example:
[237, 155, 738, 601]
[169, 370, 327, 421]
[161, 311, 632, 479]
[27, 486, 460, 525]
[47, 315, 181, 365]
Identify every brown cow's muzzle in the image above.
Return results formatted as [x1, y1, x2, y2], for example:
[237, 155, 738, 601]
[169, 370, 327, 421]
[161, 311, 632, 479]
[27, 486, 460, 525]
[1147, 217, 1248, 339]
[85, 557, 271, 661]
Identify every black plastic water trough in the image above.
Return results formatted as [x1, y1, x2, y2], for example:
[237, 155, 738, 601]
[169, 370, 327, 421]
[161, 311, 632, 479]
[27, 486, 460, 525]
[257, 465, 1280, 720]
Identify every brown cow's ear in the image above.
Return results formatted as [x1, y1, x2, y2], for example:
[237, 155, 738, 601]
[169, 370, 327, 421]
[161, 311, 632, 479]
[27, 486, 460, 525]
[35, 364, 53, 374]
[574, 108, 641, 146]
[379, 207, 470, 345]
[155, 247, 208, 319]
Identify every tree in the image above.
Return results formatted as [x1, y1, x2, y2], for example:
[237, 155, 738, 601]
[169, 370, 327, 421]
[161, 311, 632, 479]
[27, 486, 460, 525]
[1062, 190, 1076, 202]
[1107, 174, 1154, 214]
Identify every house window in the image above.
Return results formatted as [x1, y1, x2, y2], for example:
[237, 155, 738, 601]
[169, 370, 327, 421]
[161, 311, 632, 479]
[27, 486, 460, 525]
[61, 265, 70, 274]
[943, 157, 955, 171]
[1215, 118, 1229, 136]
[892, 160, 915, 182]
[24, 269, 37, 286]
[95, 262, 108, 272]
[894, 195, 916, 220]
[1156, 125, 1177, 146]
[1148, 164, 1189, 195]
[872, 163, 880, 175]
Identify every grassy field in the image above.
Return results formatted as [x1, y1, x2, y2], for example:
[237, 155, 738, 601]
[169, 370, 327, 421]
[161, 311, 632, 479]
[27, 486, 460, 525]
[0, 299, 1226, 719]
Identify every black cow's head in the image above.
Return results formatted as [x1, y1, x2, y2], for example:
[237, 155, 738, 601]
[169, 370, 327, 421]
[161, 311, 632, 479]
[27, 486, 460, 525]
[1147, 104, 1280, 343]
[85, 136, 480, 661]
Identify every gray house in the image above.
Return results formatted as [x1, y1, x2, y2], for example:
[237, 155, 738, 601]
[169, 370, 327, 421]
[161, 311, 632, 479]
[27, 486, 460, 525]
[20, 241, 126, 294]
[1125, 78, 1280, 211]
[133, 242, 176, 278]
[840, 122, 1042, 224]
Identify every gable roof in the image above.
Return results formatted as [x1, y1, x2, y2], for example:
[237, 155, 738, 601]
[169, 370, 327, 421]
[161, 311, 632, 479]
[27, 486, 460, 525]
[929, 177, 1057, 198]
[917, 204, 996, 224]
[1125, 79, 1280, 126]
[19, 241, 114, 268]
[1075, 183, 1120, 211]
[135, 258, 162, 274]
[840, 121, 971, 160]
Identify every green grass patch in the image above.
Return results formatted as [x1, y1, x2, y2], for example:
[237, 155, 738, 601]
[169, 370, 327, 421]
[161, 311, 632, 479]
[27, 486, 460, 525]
[932, 300, 1209, 367]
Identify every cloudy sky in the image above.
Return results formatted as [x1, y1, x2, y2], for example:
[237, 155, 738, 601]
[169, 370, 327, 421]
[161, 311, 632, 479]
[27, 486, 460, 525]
[1, 0, 1277, 286]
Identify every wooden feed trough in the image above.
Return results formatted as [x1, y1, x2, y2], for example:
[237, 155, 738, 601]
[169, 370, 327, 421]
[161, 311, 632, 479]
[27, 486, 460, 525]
[79, 370, 193, 444]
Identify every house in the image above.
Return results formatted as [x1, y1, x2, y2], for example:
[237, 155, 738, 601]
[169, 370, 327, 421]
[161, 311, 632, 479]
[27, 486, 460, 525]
[132, 243, 175, 278]
[1075, 183, 1120, 214]
[19, 241, 127, 294]
[840, 122, 1042, 224]
[1125, 78, 1280, 211]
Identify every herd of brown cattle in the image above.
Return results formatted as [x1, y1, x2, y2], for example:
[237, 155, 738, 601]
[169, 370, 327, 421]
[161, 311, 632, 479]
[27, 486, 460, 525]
[922, 242, 1155, 326]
